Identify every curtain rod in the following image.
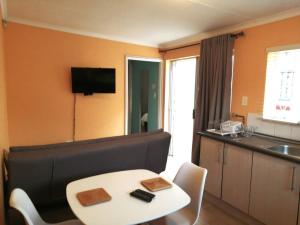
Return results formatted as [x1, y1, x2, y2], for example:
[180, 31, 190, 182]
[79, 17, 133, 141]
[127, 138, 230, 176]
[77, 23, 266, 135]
[159, 31, 244, 53]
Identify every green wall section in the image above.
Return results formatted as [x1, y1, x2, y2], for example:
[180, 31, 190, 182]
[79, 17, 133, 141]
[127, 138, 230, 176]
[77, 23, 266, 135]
[129, 60, 159, 133]
[130, 60, 141, 133]
[147, 61, 159, 131]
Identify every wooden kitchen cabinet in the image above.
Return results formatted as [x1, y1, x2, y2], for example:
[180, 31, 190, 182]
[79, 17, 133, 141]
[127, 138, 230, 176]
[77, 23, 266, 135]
[200, 137, 224, 198]
[249, 152, 300, 225]
[222, 144, 253, 213]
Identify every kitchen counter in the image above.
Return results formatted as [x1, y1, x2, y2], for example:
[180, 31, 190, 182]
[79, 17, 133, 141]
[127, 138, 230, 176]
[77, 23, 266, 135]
[197, 131, 300, 163]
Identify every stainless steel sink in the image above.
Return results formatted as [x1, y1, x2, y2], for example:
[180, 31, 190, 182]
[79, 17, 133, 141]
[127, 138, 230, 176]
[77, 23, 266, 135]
[268, 145, 300, 157]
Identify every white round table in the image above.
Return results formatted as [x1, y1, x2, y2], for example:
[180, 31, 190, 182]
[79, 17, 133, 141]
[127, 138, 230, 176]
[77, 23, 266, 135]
[66, 169, 190, 225]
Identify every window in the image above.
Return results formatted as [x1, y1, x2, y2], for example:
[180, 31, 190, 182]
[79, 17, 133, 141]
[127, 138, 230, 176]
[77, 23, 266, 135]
[263, 47, 300, 124]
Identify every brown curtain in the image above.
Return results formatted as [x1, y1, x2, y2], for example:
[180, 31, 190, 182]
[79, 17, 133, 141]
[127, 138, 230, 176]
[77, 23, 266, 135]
[191, 34, 235, 165]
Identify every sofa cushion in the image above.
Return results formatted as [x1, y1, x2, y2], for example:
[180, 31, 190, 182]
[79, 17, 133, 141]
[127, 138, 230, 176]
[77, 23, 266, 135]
[7, 201, 76, 225]
[9, 129, 164, 153]
[6, 151, 54, 206]
[51, 140, 148, 201]
[6, 130, 171, 225]
[145, 132, 171, 173]
[39, 202, 76, 223]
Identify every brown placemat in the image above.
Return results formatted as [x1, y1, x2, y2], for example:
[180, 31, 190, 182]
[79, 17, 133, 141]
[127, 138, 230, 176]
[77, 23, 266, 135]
[76, 188, 111, 206]
[141, 177, 172, 192]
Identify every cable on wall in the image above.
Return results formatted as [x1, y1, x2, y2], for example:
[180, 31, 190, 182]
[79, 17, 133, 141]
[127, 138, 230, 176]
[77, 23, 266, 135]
[73, 94, 76, 141]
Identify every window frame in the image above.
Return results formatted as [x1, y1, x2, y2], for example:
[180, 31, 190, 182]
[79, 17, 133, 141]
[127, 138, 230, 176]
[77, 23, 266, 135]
[262, 44, 300, 125]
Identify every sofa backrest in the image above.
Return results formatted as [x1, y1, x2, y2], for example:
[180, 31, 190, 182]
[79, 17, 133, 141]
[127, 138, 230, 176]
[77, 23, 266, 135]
[6, 131, 171, 207]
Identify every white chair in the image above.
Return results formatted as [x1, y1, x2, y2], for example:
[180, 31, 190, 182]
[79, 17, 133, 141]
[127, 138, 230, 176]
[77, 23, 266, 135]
[9, 188, 83, 225]
[149, 162, 207, 225]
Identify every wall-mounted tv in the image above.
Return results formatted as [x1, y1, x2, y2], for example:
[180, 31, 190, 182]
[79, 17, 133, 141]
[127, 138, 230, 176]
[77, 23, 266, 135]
[71, 67, 115, 95]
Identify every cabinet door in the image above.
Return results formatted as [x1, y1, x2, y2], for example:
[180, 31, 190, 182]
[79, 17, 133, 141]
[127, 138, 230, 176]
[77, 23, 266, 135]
[222, 144, 252, 213]
[200, 137, 224, 198]
[249, 152, 299, 225]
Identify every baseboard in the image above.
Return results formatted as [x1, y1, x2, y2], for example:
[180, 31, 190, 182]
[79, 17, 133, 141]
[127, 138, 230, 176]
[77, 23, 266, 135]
[204, 192, 264, 225]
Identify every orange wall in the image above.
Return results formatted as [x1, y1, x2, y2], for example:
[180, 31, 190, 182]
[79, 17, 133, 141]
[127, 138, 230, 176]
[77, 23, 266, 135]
[5, 22, 160, 146]
[5, 16, 300, 146]
[162, 16, 300, 121]
[232, 15, 300, 117]
[0, 10, 9, 149]
[0, 6, 9, 224]
[162, 45, 200, 60]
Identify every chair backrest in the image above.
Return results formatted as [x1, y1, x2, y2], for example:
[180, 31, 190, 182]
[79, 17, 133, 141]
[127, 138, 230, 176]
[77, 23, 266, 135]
[173, 162, 207, 224]
[9, 188, 47, 225]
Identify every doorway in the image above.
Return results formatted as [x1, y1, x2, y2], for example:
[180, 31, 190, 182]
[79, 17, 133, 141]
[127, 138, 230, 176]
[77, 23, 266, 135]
[163, 57, 197, 179]
[126, 57, 162, 134]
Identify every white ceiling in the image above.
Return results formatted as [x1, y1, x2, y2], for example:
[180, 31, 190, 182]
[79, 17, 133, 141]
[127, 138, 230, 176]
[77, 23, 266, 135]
[5, 0, 300, 48]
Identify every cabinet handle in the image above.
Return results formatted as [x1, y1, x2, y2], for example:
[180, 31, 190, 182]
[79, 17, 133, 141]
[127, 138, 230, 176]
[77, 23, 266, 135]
[290, 166, 296, 191]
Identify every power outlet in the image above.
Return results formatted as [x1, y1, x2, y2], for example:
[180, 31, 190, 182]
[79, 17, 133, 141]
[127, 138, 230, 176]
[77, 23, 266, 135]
[242, 96, 248, 106]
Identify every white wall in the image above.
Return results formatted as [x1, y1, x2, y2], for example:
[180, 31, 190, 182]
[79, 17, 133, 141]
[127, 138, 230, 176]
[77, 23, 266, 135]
[248, 113, 300, 140]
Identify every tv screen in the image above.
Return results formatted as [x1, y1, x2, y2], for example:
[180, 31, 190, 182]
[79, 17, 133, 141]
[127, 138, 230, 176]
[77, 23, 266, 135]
[71, 67, 115, 95]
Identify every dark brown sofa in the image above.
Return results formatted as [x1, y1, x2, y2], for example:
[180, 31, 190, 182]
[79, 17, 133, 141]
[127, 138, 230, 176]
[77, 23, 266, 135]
[5, 130, 171, 225]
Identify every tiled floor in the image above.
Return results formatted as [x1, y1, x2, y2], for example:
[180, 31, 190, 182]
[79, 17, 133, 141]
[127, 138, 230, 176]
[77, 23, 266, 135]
[198, 200, 247, 225]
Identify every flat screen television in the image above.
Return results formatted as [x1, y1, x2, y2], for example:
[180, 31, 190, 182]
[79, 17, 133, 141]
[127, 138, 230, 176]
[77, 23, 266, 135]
[71, 67, 115, 95]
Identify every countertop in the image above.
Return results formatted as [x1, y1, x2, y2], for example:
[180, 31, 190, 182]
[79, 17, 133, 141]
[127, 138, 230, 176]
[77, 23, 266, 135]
[197, 131, 300, 163]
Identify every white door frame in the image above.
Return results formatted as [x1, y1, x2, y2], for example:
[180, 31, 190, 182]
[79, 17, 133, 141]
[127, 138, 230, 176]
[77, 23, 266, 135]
[165, 57, 198, 156]
[125, 55, 163, 135]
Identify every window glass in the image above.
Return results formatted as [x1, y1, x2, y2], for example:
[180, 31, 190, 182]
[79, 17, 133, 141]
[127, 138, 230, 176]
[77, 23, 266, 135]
[263, 48, 300, 124]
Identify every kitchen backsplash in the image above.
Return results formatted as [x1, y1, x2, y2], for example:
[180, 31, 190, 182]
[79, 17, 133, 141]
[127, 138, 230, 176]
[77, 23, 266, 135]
[247, 113, 300, 141]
